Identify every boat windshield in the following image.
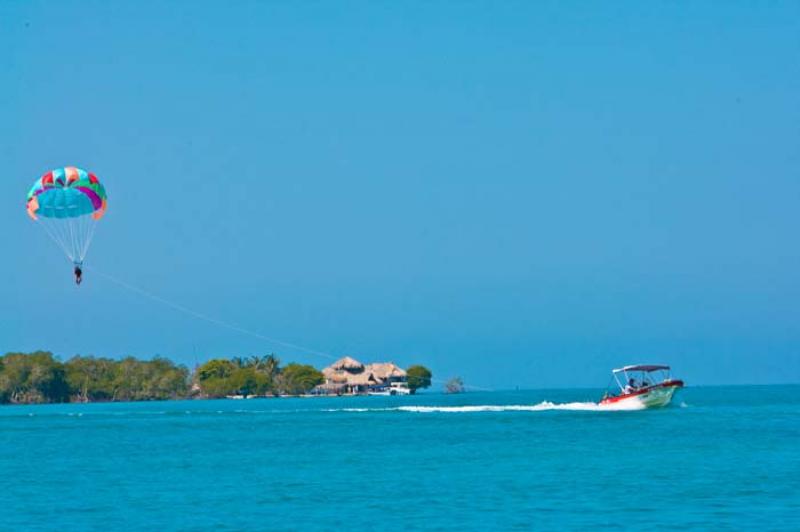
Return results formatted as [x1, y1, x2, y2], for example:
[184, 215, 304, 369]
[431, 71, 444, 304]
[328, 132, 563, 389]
[610, 366, 672, 394]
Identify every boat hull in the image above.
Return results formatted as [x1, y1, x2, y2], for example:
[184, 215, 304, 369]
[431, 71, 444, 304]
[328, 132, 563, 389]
[600, 380, 684, 408]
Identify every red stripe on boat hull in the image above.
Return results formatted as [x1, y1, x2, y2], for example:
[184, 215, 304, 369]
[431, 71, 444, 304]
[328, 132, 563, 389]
[600, 380, 684, 405]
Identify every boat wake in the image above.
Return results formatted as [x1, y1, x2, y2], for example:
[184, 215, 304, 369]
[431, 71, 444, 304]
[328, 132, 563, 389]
[10, 401, 646, 420]
[330, 401, 646, 414]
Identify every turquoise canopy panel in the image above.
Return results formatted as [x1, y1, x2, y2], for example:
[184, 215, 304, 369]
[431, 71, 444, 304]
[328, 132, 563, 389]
[33, 188, 97, 219]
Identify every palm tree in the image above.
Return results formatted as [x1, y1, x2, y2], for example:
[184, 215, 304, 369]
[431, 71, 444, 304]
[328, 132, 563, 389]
[263, 354, 280, 378]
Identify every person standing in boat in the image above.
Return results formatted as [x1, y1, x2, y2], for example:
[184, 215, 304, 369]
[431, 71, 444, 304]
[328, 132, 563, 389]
[624, 378, 637, 394]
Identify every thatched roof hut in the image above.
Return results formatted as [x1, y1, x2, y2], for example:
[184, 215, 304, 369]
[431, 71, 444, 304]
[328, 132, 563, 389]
[322, 367, 349, 383]
[365, 362, 406, 381]
[320, 357, 408, 394]
[344, 371, 380, 386]
[330, 356, 364, 372]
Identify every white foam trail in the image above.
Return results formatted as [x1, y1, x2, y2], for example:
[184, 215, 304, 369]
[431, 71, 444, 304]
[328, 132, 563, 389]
[322, 401, 646, 414]
[397, 401, 645, 413]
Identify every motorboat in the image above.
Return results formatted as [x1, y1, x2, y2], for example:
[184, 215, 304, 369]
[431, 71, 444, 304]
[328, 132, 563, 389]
[389, 382, 412, 395]
[367, 382, 412, 396]
[600, 364, 684, 408]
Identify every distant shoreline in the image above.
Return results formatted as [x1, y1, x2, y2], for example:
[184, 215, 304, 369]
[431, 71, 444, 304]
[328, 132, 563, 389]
[0, 351, 434, 406]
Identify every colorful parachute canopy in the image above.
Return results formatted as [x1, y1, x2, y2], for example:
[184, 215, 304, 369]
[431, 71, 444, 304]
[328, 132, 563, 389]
[26, 167, 108, 264]
[27, 167, 107, 221]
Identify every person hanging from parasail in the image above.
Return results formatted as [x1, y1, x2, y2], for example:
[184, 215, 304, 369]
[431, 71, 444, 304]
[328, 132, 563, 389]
[26, 166, 108, 286]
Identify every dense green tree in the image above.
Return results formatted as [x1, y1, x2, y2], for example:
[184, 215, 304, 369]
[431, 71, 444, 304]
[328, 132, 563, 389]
[65, 356, 117, 401]
[108, 356, 189, 401]
[196, 358, 238, 397]
[136, 357, 190, 400]
[279, 363, 324, 395]
[0, 352, 189, 404]
[0, 351, 69, 404]
[229, 367, 258, 396]
[406, 365, 432, 393]
[195, 355, 285, 397]
[197, 359, 236, 380]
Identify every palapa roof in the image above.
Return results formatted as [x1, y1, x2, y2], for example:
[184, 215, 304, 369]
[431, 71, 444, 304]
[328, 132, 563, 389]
[344, 371, 380, 385]
[322, 367, 349, 383]
[323, 358, 408, 387]
[365, 362, 406, 380]
[330, 356, 364, 371]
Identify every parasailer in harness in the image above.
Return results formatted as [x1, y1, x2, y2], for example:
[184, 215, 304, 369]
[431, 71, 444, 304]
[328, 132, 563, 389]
[26, 167, 108, 285]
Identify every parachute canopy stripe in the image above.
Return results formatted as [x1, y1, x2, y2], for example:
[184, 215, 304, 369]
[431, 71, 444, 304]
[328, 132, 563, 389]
[26, 166, 107, 220]
[75, 186, 103, 210]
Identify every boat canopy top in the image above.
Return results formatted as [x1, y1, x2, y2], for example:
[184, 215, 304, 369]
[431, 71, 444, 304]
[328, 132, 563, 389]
[613, 364, 670, 373]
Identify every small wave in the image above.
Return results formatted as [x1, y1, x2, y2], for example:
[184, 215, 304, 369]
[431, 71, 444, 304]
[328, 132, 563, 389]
[321, 407, 380, 413]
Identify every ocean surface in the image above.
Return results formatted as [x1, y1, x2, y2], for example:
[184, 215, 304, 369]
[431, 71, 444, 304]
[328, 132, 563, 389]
[2, 385, 798, 530]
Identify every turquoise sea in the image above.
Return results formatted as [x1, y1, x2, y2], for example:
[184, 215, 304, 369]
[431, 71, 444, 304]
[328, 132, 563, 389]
[2, 385, 798, 530]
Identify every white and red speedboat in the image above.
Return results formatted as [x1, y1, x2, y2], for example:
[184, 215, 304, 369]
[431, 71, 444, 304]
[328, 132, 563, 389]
[600, 364, 684, 408]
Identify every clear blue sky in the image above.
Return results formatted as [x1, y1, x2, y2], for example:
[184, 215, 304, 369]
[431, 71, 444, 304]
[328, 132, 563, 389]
[2, 1, 798, 388]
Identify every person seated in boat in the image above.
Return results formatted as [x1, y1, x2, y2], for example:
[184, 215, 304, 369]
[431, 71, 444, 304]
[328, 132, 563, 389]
[623, 378, 637, 394]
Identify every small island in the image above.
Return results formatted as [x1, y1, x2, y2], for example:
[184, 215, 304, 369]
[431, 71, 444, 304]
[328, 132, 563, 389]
[0, 351, 432, 405]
